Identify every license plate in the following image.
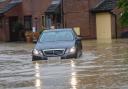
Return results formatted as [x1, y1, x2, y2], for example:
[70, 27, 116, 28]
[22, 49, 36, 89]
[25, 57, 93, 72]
[47, 57, 61, 63]
[48, 57, 61, 60]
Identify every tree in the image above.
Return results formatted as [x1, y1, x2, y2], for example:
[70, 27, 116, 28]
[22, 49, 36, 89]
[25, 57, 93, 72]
[117, 0, 128, 27]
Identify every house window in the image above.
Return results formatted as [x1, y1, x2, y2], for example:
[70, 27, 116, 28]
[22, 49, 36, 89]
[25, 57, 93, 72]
[24, 16, 32, 31]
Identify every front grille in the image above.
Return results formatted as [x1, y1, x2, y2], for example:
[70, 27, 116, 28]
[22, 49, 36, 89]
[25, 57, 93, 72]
[43, 49, 65, 56]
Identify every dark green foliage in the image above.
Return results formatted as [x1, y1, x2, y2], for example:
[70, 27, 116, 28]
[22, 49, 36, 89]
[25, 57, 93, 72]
[117, 0, 128, 27]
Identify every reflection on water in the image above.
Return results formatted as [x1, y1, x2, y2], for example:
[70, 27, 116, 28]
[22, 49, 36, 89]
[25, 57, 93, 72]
[70, 60, 77, 89]
[34, 62, 42, 89]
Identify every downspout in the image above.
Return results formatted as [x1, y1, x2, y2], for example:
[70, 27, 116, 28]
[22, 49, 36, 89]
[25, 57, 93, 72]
[115, 14, 118, 39]
[88, 0, 91, 38]
[61, 0, 64, 28]
[31, 0, 34, 30]
[112, 13, 118, 39]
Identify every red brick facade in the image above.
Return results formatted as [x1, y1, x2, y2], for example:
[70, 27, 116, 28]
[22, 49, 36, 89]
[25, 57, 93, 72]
[0, 0, 51, 41]
[63, 0, 101, 38]
[0, 0, 120, 42]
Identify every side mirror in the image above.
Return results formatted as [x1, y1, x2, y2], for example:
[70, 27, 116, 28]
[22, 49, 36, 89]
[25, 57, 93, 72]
[76, 36, 82, 40]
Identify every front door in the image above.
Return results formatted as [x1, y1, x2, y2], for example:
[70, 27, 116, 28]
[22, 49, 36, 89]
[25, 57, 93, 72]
[9, 16, 18, 41]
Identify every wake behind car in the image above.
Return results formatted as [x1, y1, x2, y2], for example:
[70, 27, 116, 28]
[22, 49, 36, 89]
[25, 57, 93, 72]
[32, 28, 82, 61]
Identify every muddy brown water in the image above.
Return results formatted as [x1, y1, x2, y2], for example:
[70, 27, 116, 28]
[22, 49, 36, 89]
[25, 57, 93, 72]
[0, 39, 128, 89]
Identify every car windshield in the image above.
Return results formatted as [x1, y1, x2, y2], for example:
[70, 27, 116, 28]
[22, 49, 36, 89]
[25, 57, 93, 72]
[39, 30, 74, 42]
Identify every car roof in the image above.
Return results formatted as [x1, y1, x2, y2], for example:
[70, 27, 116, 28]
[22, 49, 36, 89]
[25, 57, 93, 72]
[43, 28, 73, 32]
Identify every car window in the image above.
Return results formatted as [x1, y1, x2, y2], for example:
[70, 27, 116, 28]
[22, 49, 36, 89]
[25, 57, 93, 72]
[39, 30, 74, 42]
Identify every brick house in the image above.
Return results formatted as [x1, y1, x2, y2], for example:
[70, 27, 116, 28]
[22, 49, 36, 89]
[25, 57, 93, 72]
[0, 0, 51, 41]
[0, 0, 120, 42]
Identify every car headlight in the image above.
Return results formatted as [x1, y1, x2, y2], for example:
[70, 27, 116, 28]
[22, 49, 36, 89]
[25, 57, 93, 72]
[66, 46, 76, 53]
[32, 49, 42, 55]
[70, 46, 76, 53]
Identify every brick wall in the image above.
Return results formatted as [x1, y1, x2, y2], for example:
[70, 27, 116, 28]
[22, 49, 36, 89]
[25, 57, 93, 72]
[22, 0, 51, 30]
[63, 0, 101, 38]
[63, 0, 89, 37]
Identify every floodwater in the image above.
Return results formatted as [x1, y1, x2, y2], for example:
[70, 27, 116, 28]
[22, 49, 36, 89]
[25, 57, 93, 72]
[0, 39, 128, 89]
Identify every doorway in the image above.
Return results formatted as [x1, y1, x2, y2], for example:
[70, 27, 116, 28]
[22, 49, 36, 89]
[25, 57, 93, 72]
[9, 16, 19, 41]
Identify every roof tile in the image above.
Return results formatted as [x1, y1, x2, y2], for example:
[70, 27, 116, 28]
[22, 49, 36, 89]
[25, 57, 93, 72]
[92, 0, 117, 12]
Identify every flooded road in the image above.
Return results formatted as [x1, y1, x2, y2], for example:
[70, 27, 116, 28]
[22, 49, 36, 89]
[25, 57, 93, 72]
[0, 39, 128, 89]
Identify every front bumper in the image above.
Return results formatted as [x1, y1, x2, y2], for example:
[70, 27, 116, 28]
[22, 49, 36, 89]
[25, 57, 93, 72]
[32, 53, 76, 61]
